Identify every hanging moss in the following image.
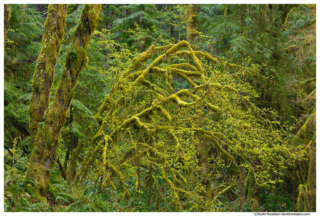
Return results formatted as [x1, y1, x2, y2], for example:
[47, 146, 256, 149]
[160, 168, 183, 211]
[68, 37, 286, 212]
[101, 135, 112, 183]
[74, 139, 104, 183]
[170, 130, 184, 154]
[109, 164, 131, 200]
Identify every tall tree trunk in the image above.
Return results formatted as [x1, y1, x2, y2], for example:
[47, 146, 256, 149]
[61, 105, 73, 180]
[125, 4, 129, 18]
[29, 4, 68, 148]
[240, 162, 246, 210]
[307, 138, 316, 212]
[171, 18, 175, 42]
[245, 169, 258, 211]
[4, 4, 10, 49]
[67, 139, 84, 183]
[62, 141, 70, 178]
[66, 104, 79, 181]
[241, 4, 245, 65]
[239, 6, 246, 210]
[36, 4, 49, 18]
[186, 4, 197, 43]
[241, 4, 244, 46]
[261, 4, 267, 19]
[25, 4, 101, 201]
[271, 4, 300, 61]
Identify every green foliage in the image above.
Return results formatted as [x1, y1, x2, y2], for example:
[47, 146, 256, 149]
[258, 185, 296, 212]
[4, 4, 44, 147]
[111, 4, 163, 49]
[4, 3, 316, 213]
[4, 153, 52, 212]
[197, 4, 316, 121]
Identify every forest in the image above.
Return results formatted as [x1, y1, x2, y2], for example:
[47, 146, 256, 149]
[3, 4, 316, 212]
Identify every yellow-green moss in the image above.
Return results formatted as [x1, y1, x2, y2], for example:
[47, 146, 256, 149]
[166, 63, 198, 71]
[186, 5, 198, 43]
[29, 4, 68, 148]
[109, 164, 131, 200]
[94, 95, 111, 122]
[122, 45, 155, 78]
[26, 4, 101, 199]
[159, 105, 172, 121]
[223, 85, 238, 93]
[72, 34, 257, 210]
[207, 102, 220, 112]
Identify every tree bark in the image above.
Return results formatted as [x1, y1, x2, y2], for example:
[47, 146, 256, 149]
[171, 18, 175, 42]
[307, 139, 316, 212]
[245, 170, 258, 211]
[241, 4, 245, 64]
[240, 161, 246, 210]
[239, 6, 246, 210]
[25, 4, 101, 201]
[261, 4, 267, 19]
[29, 4, 68, 148]
[36, 4, 49, 18]
[66, 104, 79, 181]
[4, 4, 10, 49]
[186, 4, 197, 43]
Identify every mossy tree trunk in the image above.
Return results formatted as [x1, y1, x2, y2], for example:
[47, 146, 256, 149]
[239, 6, 246, 206]
[261, 4, 267, 19]
[245, 169, 258, 211]
[28, 4, 68, 148]
[241, 4, 245, 63]
[25, 4, 101, 201]
[307, 139, 316, 212]
[239, 6, 246, 211]
[270, 4, 300, 61]
[4, 4, 10, 49]
[240, 162, 246, 210]
[186, 4, 197, 44]
[171, 17, 175, 42]
[65, 104, 79, 181]
[60, 105, 76, 180]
